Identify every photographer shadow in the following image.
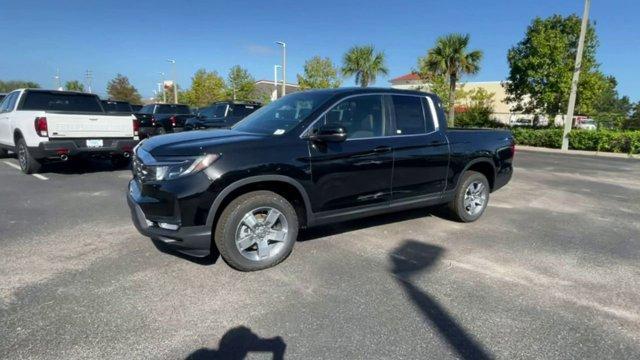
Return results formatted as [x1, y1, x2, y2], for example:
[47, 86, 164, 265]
[390, 240, 492, 360]
[186, 326, 286, 360]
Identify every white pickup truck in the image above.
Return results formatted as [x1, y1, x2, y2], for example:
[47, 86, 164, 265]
[0, 89, 139, 174]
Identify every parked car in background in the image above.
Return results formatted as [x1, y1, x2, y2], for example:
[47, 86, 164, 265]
[134, 103, 191, 138]
[185, 101, 261, 131]
[575, 118, 597, 130]
[101, 100, 133, 114]
[0, 89, 139, 173]
[128, 88, 514, 271]
[131, 104, 143, 113]
[510, 118, 533, 127]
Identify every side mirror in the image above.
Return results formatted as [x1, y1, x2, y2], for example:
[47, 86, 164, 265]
[309, 125, 347, 142]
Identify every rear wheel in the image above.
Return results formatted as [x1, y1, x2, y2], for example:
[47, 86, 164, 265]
[16, 138, 41, 174]
[0, 148, 8, 158]
[214, 190, 298, 271]
[448, 171, 490, 222]
[156, 127, 167, 135]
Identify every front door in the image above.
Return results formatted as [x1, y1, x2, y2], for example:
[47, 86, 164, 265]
[308, 94, 393, 213]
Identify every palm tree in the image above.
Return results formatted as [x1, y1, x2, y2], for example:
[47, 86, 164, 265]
[341, 45, 388, 87]
[422, 34, 482, 126]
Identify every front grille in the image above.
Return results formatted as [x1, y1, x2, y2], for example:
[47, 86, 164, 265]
[132, 155, 155, 182]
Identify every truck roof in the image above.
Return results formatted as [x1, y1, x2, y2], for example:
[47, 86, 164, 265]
[296, 87, 433, 97]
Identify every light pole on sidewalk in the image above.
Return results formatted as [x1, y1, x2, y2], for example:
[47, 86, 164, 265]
[166, 59, 177, 104]
[275, 41, 286, 96]
[562, 0, 591, 151]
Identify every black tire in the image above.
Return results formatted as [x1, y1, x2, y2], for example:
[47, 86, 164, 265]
[16, 138, 42, 174]
[0, 148, 8, 158]
[110, 155, 131, 169]
[156, 127, 167, 135]
[447, 171, 490, 223]
[214, 190, 298, 271]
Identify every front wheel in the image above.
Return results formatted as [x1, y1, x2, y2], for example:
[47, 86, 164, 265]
[214, 191, 298, 271]
[16, 138, 42, 174]
[447, 171, 490, 222]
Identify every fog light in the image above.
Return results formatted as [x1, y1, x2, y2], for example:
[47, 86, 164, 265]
[158, 222, 179, 231]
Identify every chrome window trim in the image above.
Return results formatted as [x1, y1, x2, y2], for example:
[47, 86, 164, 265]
[300, 92, 440, 140]
[424, 96, 439, 131]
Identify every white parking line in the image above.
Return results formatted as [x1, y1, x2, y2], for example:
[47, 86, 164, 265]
[3, 161, 49, 180]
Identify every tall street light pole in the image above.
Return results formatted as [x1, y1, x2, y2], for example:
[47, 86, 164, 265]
[275, 41, 286, 96]
[166, 59, 177, 104]
[159, 72, 166, 103]
[274, 65, 282, 100]
[562, 0, 591, 151]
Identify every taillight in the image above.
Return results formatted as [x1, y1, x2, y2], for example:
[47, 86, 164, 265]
[151, 116, 156, 125]
[132, 119, 139, 136]
[170, 116, 177, 127]
[34, 117, 48, 137]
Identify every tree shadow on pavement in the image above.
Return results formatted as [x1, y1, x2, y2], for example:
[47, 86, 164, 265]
[390, 240, 492, 360]
[185, 326, 286, 360]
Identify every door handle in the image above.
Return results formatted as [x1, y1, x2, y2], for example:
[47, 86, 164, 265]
[373, 146, 392, 153]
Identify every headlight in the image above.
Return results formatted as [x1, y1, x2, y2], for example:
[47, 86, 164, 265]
[152, 154, 220, 181]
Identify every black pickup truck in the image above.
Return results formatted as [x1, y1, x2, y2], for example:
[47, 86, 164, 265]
[134, 103, 192, 138]
[184, 101, 261, 131]
[128, 88, 514, 271]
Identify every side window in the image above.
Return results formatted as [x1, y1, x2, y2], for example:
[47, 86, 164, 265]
[140, 105, 154, 114]
[392, 95, 426, 135]
[0, 92, 17, 112]
[318, 95, 387, 139]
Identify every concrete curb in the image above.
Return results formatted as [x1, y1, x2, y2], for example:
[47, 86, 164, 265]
[517, 145, 639, 160]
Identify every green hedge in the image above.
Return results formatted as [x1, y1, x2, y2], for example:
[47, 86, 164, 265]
[512, 128, 640, 154]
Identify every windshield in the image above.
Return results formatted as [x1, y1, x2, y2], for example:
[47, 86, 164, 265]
[102, 100, 132, 113]
[232, 92, 333, 135]
[156, 104, 190, 114]
[583, 119, 596, 125]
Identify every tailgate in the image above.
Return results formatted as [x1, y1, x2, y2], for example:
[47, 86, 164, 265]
[47, 113, 134, 138]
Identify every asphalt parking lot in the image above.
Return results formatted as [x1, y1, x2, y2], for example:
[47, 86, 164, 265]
[1, 150, 639, 359]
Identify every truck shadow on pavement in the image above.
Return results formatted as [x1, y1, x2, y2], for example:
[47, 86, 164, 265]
[185, 326, 286, 360]
[390, 240, 492, 360]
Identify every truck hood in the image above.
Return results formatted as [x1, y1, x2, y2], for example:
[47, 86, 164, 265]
[139, 129, 265, 157]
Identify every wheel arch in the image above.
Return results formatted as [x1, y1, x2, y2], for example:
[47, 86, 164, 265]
[13, 129, 24, 146]
[457, 158, 497, 191]
[206, 175, 313, 231]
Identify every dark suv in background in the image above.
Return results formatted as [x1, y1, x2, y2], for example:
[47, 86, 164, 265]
[101, 100, 134, 114]
[185, 101, 260, 130]
[134, 103, 192, 138]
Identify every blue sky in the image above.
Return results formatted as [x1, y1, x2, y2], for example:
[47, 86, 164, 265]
[0, 0, 638, 101]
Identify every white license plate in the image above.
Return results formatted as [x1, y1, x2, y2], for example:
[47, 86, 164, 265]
[86, 139, 103, 148]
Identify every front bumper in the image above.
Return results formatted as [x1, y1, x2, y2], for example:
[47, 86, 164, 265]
[127, 179, 212, 257]
[29, 138, 138, 159]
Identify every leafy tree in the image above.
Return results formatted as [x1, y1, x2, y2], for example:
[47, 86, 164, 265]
[626, 103, 640, 130]
[106, 74, 142, 104]
[0, 80, 40, 92]
[181, 69, 227, 107]
[414, 71, 466, 114]
[590, 75, 633, 129]
[419, 33, 483, 126]
[505, 15, 602, 120]
[341, 45, 388, 87]
[64, 80, 85, 92]
[226, 66, 255, 101]
[455, 88, 503, 128]
[297, 56, 341, 90]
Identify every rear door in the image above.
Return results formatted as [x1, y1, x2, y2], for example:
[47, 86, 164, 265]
[308, 94, 394, 213]
[387, 95, 449, 200]
[0, 91, 19, 145]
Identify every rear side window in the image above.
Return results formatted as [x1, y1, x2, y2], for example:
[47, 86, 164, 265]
[156, 104, 190, 114]
[139, 105, 154, 114]
[20, 91, 103, 113]
[213, 104, 227, 118]
[0, 92, 19, 112]
[392, 95, 427, 135]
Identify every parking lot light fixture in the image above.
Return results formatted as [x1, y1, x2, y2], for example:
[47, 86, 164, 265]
[275, 41, 286, 96]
